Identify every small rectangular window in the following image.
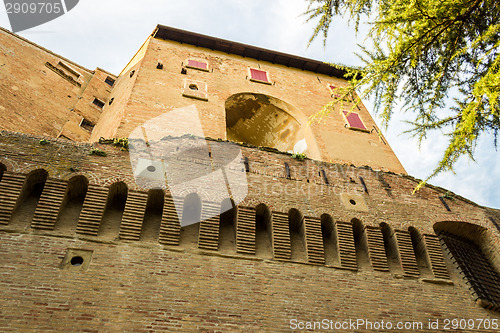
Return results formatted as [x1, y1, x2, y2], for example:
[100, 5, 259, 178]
[80, 118, 95, 132]
[186, 59, 209, 71]
[104, 76, 115, 86]
[343, 111, 368, 131]
[92, 98, 105, 109]
[249, 68, 271, 84]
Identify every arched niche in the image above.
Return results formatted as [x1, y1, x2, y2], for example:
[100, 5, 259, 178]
[225, 93, 318, 157]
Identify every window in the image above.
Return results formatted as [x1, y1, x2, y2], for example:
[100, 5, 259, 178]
[186, 59, 209, 72]
[56, 61, 80, 80]
[104, 76, 115, 86]
[80, 118, 95, 132]
[342, 111, 368, 132]
[182, 80, 208, 101]
[329, 84, 342, 98]
[92, 98, 105, 109]
[249, 68, 271, 84]
[440, 230, 500, 311]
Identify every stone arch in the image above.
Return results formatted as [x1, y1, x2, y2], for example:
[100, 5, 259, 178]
[289, 208, 307, 262]
[434, 221, 500, 310]
[225, 92, 320, 159]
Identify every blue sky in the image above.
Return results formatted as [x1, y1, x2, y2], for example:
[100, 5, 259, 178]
[1, 0, 498, 209]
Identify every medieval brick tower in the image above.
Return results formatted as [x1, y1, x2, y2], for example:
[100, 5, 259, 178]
[1, 25, 500, 332]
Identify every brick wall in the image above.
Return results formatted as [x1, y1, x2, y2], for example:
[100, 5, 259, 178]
[1, 131, 500, 331]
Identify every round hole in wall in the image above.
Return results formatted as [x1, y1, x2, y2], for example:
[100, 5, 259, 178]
[189, 84, 198, 91]
[147, 165, 156, 172]
[349, 199, 356, 205]
[70, 256, 84, 266]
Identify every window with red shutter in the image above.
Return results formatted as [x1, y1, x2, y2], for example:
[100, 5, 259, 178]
[186, 59, 209, 71]
[249, 68, 271, 84]
[343, 111, 368, 131]
[329, 85, 342, 98]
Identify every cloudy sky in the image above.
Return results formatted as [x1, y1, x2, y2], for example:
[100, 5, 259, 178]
[1, 0, 498, 209]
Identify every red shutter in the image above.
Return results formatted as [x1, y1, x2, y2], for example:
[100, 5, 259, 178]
[250, 68, 269, 82]
[187, 59, 208, 70]
[343, 111, 367, 130]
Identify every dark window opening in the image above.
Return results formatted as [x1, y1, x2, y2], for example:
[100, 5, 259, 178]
[321, 169, 329, 185]
[255, 204, 272, 258]
[352, 219, 370, 267]
[58, 135, 72, 141]
[109, 97, 114, 105]
[92, 98, 105, 109]
[80, 118, 95, 132]
[56, 61, 80, 80]
[0, 163, 6, 182]
[321, 214, 338, 265]
[218, 198, 236, 254]
[289, 208, 307, 262]
[104, 76, 115, 86]
[179, 193, 201, 249]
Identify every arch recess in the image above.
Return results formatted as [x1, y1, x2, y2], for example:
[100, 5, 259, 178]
[225, 93, 318, 157]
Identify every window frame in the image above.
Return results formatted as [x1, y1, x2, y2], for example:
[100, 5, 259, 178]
[342, 110, 370, 133]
